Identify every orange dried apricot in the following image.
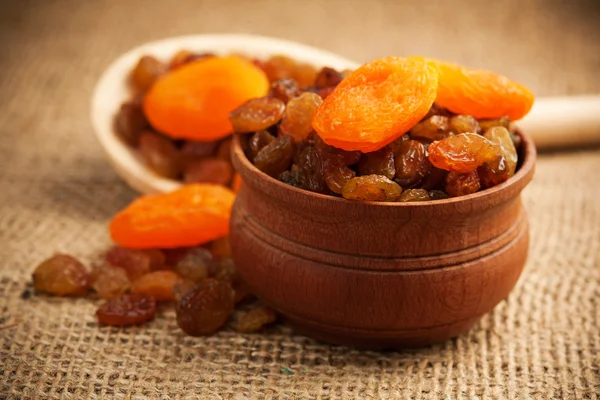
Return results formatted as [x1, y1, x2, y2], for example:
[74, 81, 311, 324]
[424, 58, 534, 121]
[110, 184, 235, 249]
[232, 174, 242, 193]
[144, 56, 269, 141]
[312, 56, 438, 152]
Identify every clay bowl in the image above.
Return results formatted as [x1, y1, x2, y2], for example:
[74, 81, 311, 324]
[230, 131, 536, 349]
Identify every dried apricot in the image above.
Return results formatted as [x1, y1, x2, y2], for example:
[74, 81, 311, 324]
[229, 97, 285, 133]
[425, 59, 534, 120]
[428, 133, 499, 173]
[131, 270, 182, 301]
[342, 175, 402, 202]
[32, 254, 90, 297]
[97, 293, 157, 326]
[231, 174, 243, 193]
[312, 56, 438, 152]
[110, 184, 235, 249]
[176, 278, 234, 336]
[144, 56, 269, 141]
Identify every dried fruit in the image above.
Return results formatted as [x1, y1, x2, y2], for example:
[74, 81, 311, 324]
[248, 130, 275, 161]
[174, 247, 216, 282]
[114, 102, 148, 146]
[232, 174, 242, 192]
[169, 51, 214, 70]
[342, 175, 402, 202]
[229, 97, 285, 133]
[97, 293, 157, 326]
[323, 154, 356, 194]
[138, 131, 181, 179]
[425, 58, 534, 120]
[484, 127, 518, 176]
[410, 116, 450, 141]
[176, 278, 234, 336]
[210, 236, 231, 260]
[296, 145, 329, 193]
[131, 270, 182, 301]
[428, 133, 499, 173]
[399, 189, 431, 202]
[292, 63, 318, 88]
[216, 138, 233, 160]
[91, 265, 131, 299]
[445, 171, 481, 197]
[262, 55, 296, 82]
[110, 184, 235, 249]
[144, 56, 269, 141]
[314, 67, 344, 89]
[394, 140, 429, 187]
[130, 55, 166, 92]
[479, 116, 510, 132]
[253, 135, 295, 178]
[312, 56, 438, 152]
[172, 279, 196, 302]
[269, 78, 299, 103]
[357, 146, 395, 180]
[184, 157, 233, 185]
[32, 254, 90, 296]
[235, 306, 277, 333]
[279, 92, 323, 142]
[105, 246, 165, 281]
[180, 140, 219, 164]
[428, 189, 450, 200]
[449, 115, 479, 134]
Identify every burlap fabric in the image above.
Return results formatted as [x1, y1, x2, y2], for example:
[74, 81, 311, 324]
[1, 1, 599, 398]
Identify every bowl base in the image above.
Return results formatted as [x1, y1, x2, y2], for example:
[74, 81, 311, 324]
[284, 313, 482, 349]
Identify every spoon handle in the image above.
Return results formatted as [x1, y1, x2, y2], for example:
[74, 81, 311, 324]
[517, 95, 600, 149]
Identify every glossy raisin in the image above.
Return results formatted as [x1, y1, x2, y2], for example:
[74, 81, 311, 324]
[229, 97, 285, 133]
[169, 51, 214, 70]
[235, 306, 277, 333]
[114, 102, 148, 146]
[478, 116, 510, 132]
[97, 293, 157, 326]
[484, 127, 517, 176]
[428, 190, 450, 200]
[293, 63, 318, 88]
[180, 140, 219, 164]
[216, 138, 233, 160]
[323, 154, 356, 194]
[210, 236, 231, 260]
[399, 189, 431, 202]
[130, 55, 166, 92]
[248, 130, 275, 162]
[314, 67, 344, 89]
[32, 254, 90, 296]
[410, 116, 450, 141]
[253, 135, 295, 177]
[422, 103, 453, 120]
[296, 146, 329, 193]
[105, 246, 165, 281]
[279, 92, 323, 142]
[262, 55, 296, 82]
[357, 146, 395, 180]
[317, 86, 336, 100]
[428, 133, 499, 173]
[172, 279, 196, 302]
[131, 270, 181, 301]
[176, 278, 234, 336]
[394, 140, 428, 187]
[342, 175, 402, 202]
[449, 115, 480, 134]
[184, 157, 233, 185]
[445, 171, 481, 197]
[269, 78, 300, 103]
[174, 247, 216, 283]
[138, 131, 181, 179]
[91, 265, 131, 299]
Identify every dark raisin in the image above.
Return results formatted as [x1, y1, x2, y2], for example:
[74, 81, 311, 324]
[253, 135, 295, 177]
[176, 279, 234, 336]
[97, 293, 157, 326]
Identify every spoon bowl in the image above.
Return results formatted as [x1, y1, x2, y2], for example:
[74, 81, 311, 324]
[90, 34, 359, 194]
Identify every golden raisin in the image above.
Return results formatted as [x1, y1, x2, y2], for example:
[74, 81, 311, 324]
[342, 175, 402, 202]
[229, 97, 285, 133]
[32, 254, 90, 297]
[130, 55, 167, 93]
[410, 116, 450, 141]
[279, 92, 323, 142]
[131, 270, 182, 301]
[91, 265, 131, 299]
[399, 189, 431, 202]
[235, 306, 277, 333]
[428, 133, 499, 173]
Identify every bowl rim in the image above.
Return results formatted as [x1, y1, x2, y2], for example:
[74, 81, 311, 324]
[232, 129, 536, 209]
[90, 33, 360, 194]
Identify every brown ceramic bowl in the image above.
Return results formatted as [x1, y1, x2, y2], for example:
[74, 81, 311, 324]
[230, 131, 536, 349]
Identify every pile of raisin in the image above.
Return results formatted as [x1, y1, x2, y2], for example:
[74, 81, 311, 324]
[230, 68, 522, 201]
[31, 241, 277, 335]
[114, 52, 320, 190]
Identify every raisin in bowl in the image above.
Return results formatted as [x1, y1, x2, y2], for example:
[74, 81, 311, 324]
[229, 126, 536, 349]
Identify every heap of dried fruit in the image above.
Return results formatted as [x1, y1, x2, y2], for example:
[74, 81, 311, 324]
[31, 184, 277, 335]
[230, 56, 531, 201]
[115, 51, 321, 192]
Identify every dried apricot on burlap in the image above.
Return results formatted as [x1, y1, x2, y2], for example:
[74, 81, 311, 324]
[110, 184, 235, 249]
[424, 58, 534, 121]
[144, 56, 269, 141]
[312, 56, 438, 152]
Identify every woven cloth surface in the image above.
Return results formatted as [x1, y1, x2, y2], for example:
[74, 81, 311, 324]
[1, 1, 599, 399]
